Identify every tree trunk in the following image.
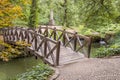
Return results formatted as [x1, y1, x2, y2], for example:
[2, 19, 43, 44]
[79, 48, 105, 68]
[63, 0, 68, 27]
[28, 0, 38, 28]
[48, 9, 55, 25]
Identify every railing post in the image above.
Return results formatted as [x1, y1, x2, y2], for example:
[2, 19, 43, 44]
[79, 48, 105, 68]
[38, 26, 42, 34]
[56, 41, 60, 66]
[8, 27, 11, 41]
[44, 38, 47, 57]
[13, 28, 15, 41]
[11, 27, 15, 41]
[63, 29, 66, 46]
[26, 31, 30, 44]
[54, 27, 56, 40]
[74, 32, 77, 51]
[34, 31, 37, 50]
[16, 27, 19, 41]
[88, 37, 92, 58]
[2, 29, 5, 42]
[45, 26, 48, 37]
[19, 27, 23, 41]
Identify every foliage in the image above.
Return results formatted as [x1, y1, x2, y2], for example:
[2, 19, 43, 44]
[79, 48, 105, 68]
[3, 0, 119, 29]
[0, 0, 22, 28]
[72, 24, 120, 38]
[16, 63, 54, 80]
[96, 24, 120, 36]
[0, 40, 31, 61]
[16, 41, 31, 47]
[28, 0, 38, 28]
[94, 46, 120, 58]
[10, 0, 31, 26]
[0, 40, 20, 61]
[79, 0, 119, 28]
[93, 34, 120, 58]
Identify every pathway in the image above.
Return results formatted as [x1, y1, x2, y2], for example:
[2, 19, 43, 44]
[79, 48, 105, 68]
[56, 46, 84, 65]
[56, 57, 120, 80]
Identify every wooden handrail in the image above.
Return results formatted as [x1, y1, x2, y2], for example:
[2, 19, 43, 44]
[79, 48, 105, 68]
[2, 26, 92, 65]
[38, 26, 90, 40]
[38, 25, 92, 57]
[3, 27, 61, 66]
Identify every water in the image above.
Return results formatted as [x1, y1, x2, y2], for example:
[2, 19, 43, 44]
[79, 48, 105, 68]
[0, 57, 42, 80]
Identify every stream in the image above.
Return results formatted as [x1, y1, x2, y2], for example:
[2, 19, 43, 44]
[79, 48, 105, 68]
[0, 57, 42, 80]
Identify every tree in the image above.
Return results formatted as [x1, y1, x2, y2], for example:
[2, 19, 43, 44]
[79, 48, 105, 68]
[0, 0, 22, 28]
[28, 0, 38, 28]
[78, 0, 119, 29]
[9, 0, 119, 29]
[10, 0, 31, 26]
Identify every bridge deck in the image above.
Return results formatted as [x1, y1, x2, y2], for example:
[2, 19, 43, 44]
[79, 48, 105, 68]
[59, 46, 84, 65]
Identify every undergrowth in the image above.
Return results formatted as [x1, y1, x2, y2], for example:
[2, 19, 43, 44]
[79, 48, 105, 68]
[15, 63, 54, 80]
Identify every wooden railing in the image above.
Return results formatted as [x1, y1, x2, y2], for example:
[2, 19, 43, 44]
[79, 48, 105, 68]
[3, 27, 61, 66]
[2, 26, 92, 66]
[37, 26, 92, 58]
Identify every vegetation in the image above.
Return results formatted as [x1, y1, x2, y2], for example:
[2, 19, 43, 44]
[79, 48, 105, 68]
[0, 0, 120, 57]
[0, 40, 31, 61]
[0, 0, 120, 79]
[16, 63, 54, 80]
[1, 0, 118, 28]
[0, 0, 22, 28]
[92, 33, 120, 58]
[28, 0, 38, 28]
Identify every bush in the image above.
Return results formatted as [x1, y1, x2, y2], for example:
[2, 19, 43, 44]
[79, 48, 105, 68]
[16, 64, 54, 80]
[94, 47, 120, 58]
[0, 40, 31, 61]
[94, 39, 120, 58]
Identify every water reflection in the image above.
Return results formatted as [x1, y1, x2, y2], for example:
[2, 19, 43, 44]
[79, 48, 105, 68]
[0, 57, 42, 80]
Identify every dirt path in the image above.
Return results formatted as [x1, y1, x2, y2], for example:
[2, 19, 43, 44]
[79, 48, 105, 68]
[56, 57, 120, 80]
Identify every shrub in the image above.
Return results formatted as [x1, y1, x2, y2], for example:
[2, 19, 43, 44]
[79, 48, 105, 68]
[0, 40, 31, 61]
[94, 40, 120, 58]
[94, 47, 120, 58]
[16, 63, 54, 80]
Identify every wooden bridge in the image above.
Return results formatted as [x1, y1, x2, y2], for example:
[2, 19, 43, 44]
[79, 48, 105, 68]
[2, 26, 92, 66]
